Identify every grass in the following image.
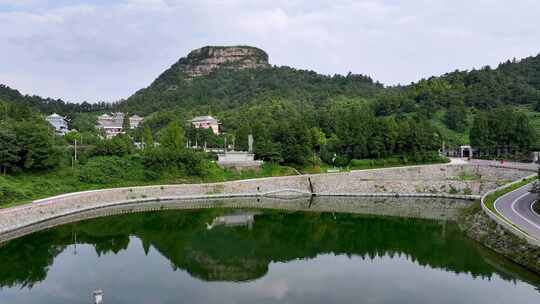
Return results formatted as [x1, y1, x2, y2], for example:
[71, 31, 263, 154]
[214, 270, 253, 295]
[0, 156, 452, 209]
[455, 170, 482, 181]
[347, 157, 450, 171]
[298, 157, 450, 174]
[0, 162, 297, 209]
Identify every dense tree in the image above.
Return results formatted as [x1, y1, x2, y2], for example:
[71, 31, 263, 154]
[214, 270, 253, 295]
[470, 107, 535, 156]
[14, 121, 59, 170]
[142, 127, 154, 149]
[160, 121, 185, 152]
[91, 134, 134, 157]
[122, 113, 131, 131]
[444, 101, 468, 132]
[0, 127, 20, 175]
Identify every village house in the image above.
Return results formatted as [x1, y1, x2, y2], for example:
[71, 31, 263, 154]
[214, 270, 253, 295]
[190, 115, 220, 135]
[46, 113, 69, 135]
[97, 112, 144, 138]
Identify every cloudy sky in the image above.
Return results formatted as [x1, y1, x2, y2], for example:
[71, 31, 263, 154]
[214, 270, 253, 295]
[0, 0, 539, 102]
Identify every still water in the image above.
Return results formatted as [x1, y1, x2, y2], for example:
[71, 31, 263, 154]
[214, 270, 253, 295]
[0, 206, 539, 304]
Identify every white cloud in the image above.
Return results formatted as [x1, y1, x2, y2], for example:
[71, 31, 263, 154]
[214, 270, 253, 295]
[0, 0, 539, 102]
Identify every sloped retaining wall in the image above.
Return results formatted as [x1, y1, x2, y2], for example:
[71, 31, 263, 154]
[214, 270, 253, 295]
[0, 164, 530, 241]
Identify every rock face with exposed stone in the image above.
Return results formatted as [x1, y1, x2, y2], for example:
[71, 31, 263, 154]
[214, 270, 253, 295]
[176, 46, 270, 79]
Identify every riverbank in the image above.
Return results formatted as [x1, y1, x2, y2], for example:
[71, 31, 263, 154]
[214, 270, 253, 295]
[459, 202, 540, 274]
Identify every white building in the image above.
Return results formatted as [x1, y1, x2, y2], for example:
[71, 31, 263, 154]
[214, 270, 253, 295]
[217, 151, 263, 170]
[97, 112, 144, 138]
[190, 115, 220, 135]
[46, 113, 69, 135]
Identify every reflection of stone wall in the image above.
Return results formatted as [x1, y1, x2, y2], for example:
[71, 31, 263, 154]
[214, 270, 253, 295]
[0, 164, 531, 240]
[0, 197, 471, 244]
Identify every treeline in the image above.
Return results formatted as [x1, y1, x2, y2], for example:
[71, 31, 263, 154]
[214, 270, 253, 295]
[0, 101, 61, 174]
[0, 98, 208, 181]
[0, 84, 116, 116]
[61, 122, 209, 184]
[219, 98, 443, 166]
[470, 107, 535, 157]
[3, 52, 540, 171]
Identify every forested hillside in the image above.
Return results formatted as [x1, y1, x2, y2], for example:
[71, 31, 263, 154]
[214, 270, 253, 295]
[0, 84, 112, 115]
[117, 50, 540, 159]
[122, 66, 384, 115]
[2, 48, 540, 170]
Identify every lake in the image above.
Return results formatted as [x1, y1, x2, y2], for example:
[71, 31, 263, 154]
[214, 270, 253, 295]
[0, 198, 539, 304]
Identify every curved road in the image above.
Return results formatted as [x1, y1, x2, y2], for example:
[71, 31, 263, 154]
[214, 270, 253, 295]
[494, 184, 540, 241]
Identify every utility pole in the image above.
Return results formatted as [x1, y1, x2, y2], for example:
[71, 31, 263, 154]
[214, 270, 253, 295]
[74, 139, 78, 162]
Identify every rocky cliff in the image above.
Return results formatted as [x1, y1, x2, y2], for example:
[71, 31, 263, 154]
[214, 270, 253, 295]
[176, 46, 270, 79]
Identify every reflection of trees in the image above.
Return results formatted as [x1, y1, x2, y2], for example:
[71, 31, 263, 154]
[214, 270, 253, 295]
[0, 209, 537, 289]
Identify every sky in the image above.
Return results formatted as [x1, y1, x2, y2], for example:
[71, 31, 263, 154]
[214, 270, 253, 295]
[0, 0, 539, 103]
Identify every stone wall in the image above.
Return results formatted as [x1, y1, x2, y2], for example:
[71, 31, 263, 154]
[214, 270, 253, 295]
[0, 164, 531, 238]
[460, 204, 540, 274]
[0, 196, 470, 244]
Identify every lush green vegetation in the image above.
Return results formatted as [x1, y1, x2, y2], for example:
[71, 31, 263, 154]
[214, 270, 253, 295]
[0, 100, 300, 207]
[0, 160, 296, 208]
[2, 50, 540, 206]
[470, 106, 535, 159]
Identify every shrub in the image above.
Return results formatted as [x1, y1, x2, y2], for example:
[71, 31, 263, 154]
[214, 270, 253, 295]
[350, 159, 374, 168]
[141, 148, 209, 177]
[0, 183, 29, 205]
[91, 134, 134, 157]
[79, 156, 145, 184]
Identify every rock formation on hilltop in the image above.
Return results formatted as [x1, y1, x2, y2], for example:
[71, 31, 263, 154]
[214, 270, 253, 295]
[177, 46, 270, 79]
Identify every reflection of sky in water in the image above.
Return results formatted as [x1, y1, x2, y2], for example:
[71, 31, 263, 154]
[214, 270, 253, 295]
[1, 237, 538, 304]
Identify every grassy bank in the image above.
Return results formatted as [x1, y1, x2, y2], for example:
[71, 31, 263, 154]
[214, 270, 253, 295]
[0, 157, 454, 209]
[0, 163, 296, 209]
[300, 156, 450, 174]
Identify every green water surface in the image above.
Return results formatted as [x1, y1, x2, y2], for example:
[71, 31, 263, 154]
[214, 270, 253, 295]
[0, 207, 539, 304]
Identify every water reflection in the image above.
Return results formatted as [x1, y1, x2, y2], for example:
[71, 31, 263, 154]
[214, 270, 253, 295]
[0, 198, 539, 304]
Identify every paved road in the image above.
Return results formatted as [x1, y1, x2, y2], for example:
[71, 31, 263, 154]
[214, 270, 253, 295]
[494, 183, 540, 241]
[469, 159, 539, 172]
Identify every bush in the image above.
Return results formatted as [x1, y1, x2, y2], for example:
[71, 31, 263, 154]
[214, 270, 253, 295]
[90, 134, 134, 157]
[349, 153, 448, 169]
[141, 148, 209, 177]
[0, 183, 29, 205]
[350, 159, 374, 168]
[79, 156, 145, 184]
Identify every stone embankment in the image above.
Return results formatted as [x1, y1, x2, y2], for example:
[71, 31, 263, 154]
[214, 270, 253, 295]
[0, 163, 532, 242]
[0, 196, 468, 244]
[460, 204, 540, 274]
